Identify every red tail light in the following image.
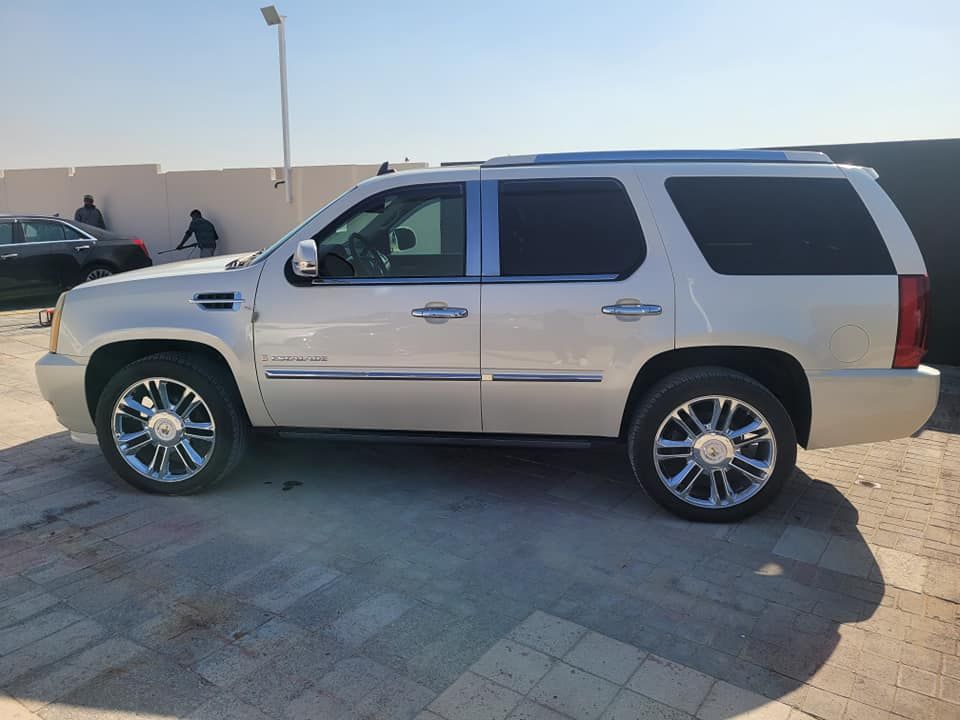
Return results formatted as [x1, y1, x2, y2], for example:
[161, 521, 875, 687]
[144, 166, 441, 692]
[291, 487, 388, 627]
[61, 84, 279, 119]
[893, 274, 929, 369]
[132, 238, 149, 258]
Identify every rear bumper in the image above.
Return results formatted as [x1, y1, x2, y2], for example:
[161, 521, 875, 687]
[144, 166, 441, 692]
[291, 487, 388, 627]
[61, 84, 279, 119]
[806, 365, 940, 450]
[35, 352, 96, 435]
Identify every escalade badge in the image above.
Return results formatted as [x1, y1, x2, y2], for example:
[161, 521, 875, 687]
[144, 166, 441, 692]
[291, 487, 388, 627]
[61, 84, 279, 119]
[262, 354, 328, 362]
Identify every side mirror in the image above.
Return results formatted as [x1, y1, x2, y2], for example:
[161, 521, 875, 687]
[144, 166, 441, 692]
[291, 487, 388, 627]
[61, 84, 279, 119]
[391, 227, 416, 251]
[292, 239, 318, 277]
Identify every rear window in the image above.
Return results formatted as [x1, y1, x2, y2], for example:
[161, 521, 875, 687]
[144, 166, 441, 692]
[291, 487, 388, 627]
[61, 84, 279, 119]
[498, 178, 645, 277]
[665, 176, 895, 275]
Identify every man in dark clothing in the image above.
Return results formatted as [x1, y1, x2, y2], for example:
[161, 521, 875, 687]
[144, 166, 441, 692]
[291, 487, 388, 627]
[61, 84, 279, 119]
[177, 209, 219, 257]
[74, 194, 106, 229]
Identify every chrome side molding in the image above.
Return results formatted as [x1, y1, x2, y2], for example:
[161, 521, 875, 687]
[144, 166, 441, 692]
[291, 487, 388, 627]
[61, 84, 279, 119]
[263, 369, 603, 382]
[489, 373, 602, 383]
[264, 369, 480, 380]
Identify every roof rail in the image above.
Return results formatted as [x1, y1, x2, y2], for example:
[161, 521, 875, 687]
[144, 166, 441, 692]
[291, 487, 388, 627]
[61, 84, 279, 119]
[482, 149, 832, 167]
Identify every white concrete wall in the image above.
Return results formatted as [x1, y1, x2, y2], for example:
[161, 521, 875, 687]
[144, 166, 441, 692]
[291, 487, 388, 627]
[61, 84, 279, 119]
[0, 162, 426, 261]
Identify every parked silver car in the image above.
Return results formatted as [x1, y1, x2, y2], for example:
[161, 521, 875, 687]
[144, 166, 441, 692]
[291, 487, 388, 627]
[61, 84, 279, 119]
[35, 150, 938, 520]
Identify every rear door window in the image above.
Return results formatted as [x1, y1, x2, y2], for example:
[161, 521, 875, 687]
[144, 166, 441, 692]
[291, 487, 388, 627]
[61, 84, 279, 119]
[21, 220, 66, 243]
[498, 178, 646, 277]
[0, 222, 13, 244]
[665, 176, 894, 275]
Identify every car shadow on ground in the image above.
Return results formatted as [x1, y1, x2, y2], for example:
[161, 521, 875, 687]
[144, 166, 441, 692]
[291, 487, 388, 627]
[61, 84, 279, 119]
[0, 427, 885, 718]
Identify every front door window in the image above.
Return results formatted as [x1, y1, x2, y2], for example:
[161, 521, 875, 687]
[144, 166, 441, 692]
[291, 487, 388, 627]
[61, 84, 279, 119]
[313, 183, 465, 279]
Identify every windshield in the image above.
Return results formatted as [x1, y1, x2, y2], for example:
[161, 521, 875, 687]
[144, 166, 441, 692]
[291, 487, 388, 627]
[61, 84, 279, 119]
[241, 185, 359, 266]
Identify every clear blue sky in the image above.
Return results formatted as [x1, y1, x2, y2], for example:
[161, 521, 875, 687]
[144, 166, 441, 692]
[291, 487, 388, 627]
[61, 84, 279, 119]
[2, 1, 958, 171]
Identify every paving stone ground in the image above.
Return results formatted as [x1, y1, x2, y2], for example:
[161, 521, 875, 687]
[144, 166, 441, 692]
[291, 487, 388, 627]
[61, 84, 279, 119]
[1, 316, 959, 719]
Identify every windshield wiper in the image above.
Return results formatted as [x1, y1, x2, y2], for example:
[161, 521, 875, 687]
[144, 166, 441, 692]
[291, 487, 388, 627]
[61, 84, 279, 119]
[226, 248, 266, 269]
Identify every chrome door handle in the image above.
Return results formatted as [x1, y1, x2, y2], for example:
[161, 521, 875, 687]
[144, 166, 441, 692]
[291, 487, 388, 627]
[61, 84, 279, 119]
[0, 253, 18, 260]
[411, 307, 469, 319]
[602, 303, 662, 316]
[73, 245, 91, 252]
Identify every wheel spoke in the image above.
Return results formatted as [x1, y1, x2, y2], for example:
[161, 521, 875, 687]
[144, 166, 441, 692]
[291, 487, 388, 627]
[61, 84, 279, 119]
[734, 452, 770, 482]
[181, 397, 202, 419]
[146, 381, 164, 411]
[729, 418, 764, 439]
[174, 391, 195, 415]
[720, 400, 740, 432]
[677, 465, 702, 497]
[708, 398, 723, 431]
[120, 395, 155, 419]
[157, 446, 170, 477]
[667, 460, 698, 490]
[735, 429, 770, 447]
[179, 439, 204, 467]
[718, 469, 735, 500]
[670, 413, 697, 440]
[157, 381, 173, 412]
[708, 471, 720, 505]
[683, 403, 707, 434]
[118, 431, 151, 454]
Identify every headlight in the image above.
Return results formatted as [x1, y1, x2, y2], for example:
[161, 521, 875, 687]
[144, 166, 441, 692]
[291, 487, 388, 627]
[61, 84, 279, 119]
[49, 293, 67, 353]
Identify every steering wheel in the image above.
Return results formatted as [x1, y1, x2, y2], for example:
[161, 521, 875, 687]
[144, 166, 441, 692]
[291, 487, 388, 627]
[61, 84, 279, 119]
[347, 232, 388, 276]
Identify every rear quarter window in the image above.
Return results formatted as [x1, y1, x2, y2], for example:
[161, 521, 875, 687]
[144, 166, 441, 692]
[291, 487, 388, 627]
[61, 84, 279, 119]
[665, 176, 895, 275]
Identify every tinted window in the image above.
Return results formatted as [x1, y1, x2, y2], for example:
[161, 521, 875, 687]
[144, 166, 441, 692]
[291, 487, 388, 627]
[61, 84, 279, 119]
[665, 177, 894, 275]
[21, 221, 65, 243]
[0, 222, 12, 244]
[499, 179, 645, 277]
[313, 184, 465, 278]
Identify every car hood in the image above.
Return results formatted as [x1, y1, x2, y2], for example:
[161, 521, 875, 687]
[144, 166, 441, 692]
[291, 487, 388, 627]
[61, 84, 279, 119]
[81, 253, 249, 286]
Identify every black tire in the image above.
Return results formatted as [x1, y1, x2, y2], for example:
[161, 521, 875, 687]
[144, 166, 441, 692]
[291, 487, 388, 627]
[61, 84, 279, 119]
[80, 263, 116, 283]
[95, 351, 248, 494]
[627, 367, 796, 522]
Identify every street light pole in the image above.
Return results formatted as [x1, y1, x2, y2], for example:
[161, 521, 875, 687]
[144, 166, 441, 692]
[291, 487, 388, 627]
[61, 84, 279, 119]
[261, 5, 292, 203]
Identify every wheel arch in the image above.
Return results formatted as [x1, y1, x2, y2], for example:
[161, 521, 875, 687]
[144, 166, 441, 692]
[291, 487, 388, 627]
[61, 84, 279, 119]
[84, 339, 250, 426]
[620, 346, 812, 447]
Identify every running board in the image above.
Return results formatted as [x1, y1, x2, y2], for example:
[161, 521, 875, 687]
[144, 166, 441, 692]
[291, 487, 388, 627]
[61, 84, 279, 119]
[267, 428, 616, 449]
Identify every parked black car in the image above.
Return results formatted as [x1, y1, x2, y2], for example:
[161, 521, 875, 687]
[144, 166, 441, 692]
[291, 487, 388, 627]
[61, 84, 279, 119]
[0, 215, 152, 299]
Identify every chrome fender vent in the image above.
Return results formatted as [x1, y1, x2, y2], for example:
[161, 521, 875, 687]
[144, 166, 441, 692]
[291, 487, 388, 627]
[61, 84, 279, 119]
[189, 292, 244, 311]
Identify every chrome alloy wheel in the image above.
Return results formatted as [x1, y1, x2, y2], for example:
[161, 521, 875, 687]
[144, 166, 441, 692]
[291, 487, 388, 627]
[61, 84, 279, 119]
[111, 377, 216, 482]
[653, 395, 776, 509]
[85, 268, 113, 281]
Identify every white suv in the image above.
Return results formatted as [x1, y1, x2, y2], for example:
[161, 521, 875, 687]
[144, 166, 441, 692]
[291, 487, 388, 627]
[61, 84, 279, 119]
[35, 150, 938, 520]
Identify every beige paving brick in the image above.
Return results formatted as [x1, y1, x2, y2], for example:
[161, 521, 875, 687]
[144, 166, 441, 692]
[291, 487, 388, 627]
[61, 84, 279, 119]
[940, 675, 960, 705]
[898, 665, 939, 697]
[627, 655, 713, 715]
[696, 681, 790, 720]
[509, 611, 587, 658]
[801, 687, 847, 720]
[471, 640, 554, 694]
[529, 663, 619, 720]
[901, 643, 942, 673]
[563, 631, 646, 685]
[842, 699, 893, 720]
[428, 672, 522, 720]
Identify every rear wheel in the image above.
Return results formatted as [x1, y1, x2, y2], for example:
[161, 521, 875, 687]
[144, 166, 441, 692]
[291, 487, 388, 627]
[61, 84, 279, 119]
[95, 352, 247, 494]
[627, 367, 796, 522]
[81, 264, 114, 283]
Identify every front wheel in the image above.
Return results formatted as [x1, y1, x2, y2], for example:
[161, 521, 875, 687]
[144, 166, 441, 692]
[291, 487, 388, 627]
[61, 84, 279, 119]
[627, 367, 796, 522]
[95, 352, 248, 494]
